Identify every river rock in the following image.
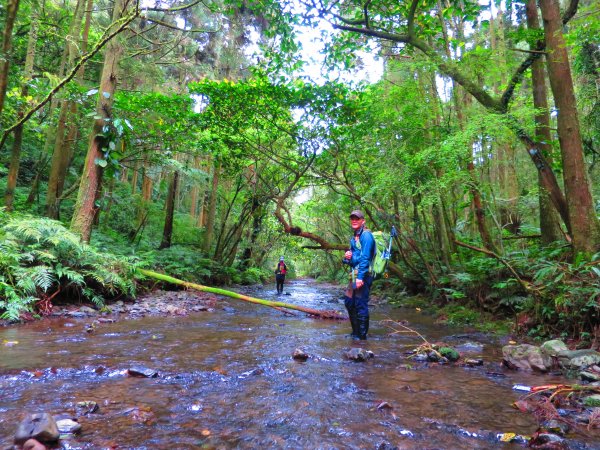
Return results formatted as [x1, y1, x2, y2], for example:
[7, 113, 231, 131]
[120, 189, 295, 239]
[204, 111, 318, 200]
[580, 371, 600, 382]
[583, 394, 600, 407]
[464, 358, 484, 367]
[14, 413, 60, 445]
[540, 419, 570, 436]
[502, 344, 551, 372]
[78, 306, 98, 315]
[127, 367, 158, 378]
[56, 418, 81, 434]
[292, 348, 309, 361]
[557, 349, 600, 370]
[529, 432, 567, 449]
[540, 339, 568, 357]
[439, 347, 460, 362]
[346, 348, 374, 362]
[76, 400, 99, 414]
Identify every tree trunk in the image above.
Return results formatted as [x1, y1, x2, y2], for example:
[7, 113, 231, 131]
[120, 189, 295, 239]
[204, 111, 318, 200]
[202, 158, 220, 254]
[159, 171, 179, 249]
[525, 0, 563, 244]
[138, 269, 345, 319]
[70, 0, 124, 242]
[46, 0, 86, 219]
[0, 0, 20, 116]
[539, 0, 600, 254]
[3, 12, 37, 211]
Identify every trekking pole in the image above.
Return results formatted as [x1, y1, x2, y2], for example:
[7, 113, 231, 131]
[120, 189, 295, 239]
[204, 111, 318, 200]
[382, 226, 398, 278]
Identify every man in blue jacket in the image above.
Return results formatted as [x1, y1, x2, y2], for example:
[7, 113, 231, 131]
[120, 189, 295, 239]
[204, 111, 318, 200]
[343, 210, 375, 340]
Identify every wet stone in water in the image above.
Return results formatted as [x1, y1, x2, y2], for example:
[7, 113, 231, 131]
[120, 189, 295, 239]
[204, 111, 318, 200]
[76, 401, 99, 414]
[56, 418, 82, 435]
[127, 366, 158, 378]
[346, 348, 374, 362]
[14, 413, 60, 446]
[292, 348, 309, 361]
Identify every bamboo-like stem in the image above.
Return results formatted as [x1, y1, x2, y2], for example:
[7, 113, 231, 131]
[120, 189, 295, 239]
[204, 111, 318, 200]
[137, 269, 345, 320]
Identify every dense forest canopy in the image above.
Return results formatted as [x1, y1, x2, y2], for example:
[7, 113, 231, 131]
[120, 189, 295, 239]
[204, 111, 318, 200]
[0, 0, 599, 339]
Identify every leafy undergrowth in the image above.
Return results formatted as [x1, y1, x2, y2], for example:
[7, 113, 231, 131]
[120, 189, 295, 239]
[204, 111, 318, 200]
[385, 243, 600, 341]
[0, 214, 138, 321]
[0, 214, 276, 321]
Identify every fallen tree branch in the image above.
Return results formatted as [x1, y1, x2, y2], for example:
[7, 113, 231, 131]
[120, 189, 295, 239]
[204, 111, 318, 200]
[138, 269, 345, 320]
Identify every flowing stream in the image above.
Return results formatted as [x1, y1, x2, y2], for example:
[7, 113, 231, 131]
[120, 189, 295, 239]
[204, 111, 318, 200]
[0, 279, 597, 449]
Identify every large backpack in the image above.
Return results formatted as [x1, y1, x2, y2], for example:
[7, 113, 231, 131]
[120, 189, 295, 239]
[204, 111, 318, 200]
[369, 230, 392, 278]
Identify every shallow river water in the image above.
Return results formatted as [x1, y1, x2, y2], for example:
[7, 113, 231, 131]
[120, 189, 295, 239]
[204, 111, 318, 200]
[1, 279, 598, 449]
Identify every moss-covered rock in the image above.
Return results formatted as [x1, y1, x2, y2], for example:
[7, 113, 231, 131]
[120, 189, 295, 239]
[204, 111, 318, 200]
[439, 347, 460, 362]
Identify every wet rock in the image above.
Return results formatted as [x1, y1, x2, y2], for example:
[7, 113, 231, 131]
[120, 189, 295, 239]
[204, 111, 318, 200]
[583, 394, 600, 407]
[464, 358, 484, 367]
[454, 341, 483, 353]
[502, 344, 551, 372]
[76, 401, 99, 414]
[165, 305, 186, 315]
[426, 351, 440, 362]
[55, 418, 81, 434]
[580, 371, 600, 382]
[14, 413, 59, 445]
[540, 339, 567, 358]
[540, 419, 570, 436]
[412, 353, 428, 362]
[439, 347, 460, 362]
[96, 317, 115, 323]
[346, 348, 374, 362]
[23, 439, 46, 450]
[292, 348, 309, 361]
[557, 349, 600, 370]
[529, 432, 567, 449]
[377, 441, 399, 450]
[127, 367, 158, 378]
[78, 306, 97, 315]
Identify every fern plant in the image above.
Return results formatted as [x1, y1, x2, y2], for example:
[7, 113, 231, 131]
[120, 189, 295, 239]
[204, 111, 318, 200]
[0, 215, 138, 321]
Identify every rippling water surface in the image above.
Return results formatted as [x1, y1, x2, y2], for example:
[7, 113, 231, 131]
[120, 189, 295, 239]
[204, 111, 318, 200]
[1, 279, 597, 449]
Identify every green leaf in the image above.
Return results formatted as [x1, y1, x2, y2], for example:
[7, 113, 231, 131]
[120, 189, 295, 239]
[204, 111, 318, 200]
[94, 158, 108, 168]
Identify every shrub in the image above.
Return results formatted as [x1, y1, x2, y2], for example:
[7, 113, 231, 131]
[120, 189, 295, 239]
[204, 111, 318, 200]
[0, 214, 137, 320]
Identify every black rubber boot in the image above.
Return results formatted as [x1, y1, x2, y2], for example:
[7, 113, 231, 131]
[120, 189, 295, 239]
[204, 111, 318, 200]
[343, 296, 359, 338]
[357, 318, 369, 340]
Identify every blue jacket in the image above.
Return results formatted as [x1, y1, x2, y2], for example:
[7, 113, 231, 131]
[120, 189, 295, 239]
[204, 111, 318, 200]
[349, 227, 375, 280]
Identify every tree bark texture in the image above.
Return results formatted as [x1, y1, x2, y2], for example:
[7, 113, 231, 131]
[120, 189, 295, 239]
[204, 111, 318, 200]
[159, 171, 179, 249]
[0, 0, 20, 116]
[70, 0, 124, 242]
[46, 0, 87, 219]
[525, 0, 563, 244]
[539, 0, 600, 253]
[202, 158, 220, 254]
[4, 12, 37, 210]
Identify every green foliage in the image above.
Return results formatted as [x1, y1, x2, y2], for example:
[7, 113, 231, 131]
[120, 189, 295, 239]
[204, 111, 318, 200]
[140, 245, 242, 285]
[0, 214, 137, 320]
[239, 267, 272, 285]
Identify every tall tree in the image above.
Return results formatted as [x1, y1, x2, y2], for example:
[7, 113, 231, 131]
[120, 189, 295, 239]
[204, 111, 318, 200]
[0, 0, 21, 117]
[538, 0, 600, 253]
[4, 11, 38, 210]
[525, 0, 562, 244]
[71, 0, 130, 241]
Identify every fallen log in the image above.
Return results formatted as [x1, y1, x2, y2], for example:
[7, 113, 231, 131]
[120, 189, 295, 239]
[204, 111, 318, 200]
[138, 269, 345, 320]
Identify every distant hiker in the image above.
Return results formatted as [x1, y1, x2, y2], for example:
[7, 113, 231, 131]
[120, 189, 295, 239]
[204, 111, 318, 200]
[275, 256, 287, 294]
[342, 210, 375, 340]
